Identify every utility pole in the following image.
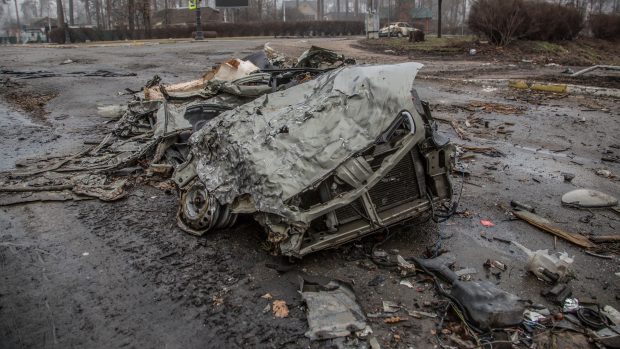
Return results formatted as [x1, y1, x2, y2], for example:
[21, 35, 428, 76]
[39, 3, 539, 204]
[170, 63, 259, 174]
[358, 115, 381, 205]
[437, 0, 442, 38]
[195, 0, 204, 39]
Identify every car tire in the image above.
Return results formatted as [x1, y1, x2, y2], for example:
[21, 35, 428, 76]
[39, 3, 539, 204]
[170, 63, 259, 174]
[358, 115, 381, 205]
[397, 32, 403, 38]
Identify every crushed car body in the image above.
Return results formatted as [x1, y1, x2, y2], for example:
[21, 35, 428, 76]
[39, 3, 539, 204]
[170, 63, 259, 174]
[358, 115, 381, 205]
[174, 62, 455, 257]
[1, 46, 454, 258]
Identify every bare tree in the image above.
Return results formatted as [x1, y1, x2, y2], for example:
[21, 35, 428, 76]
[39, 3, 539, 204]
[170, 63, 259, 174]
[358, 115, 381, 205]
[128, 0, 135, 35]
[68, 0, 74, 25]
[11, 0, 21, 41]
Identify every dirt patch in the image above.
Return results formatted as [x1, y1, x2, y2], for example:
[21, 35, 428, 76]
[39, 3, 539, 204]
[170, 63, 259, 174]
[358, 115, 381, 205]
[0, 78, 58, 121]
[358, 37, 620, 66]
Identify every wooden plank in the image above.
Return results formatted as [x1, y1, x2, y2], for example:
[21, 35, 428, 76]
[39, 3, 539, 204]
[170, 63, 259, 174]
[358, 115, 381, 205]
[512, 210, 595, 249]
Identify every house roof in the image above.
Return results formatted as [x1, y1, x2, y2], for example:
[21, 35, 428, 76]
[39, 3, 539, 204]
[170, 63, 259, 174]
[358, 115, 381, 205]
[410, 7, 433, 19]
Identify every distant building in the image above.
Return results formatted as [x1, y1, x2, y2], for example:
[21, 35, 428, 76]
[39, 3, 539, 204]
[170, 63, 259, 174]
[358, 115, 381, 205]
[24, 17, 58, 43]
[152, 7, 223, 27]
[410, 7, 432, 32]
[283, 1, 317, 20]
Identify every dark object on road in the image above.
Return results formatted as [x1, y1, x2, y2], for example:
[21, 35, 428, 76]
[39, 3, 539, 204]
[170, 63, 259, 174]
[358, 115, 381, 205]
[409, 30, 425, 42]
[510, 200, 536, 213]
[561, 172, 575, 182]
[0, 69, 137, 79]
[176, 62, 455, 257]
[542, 283, 572, 304]
[412, 254, 524, 330]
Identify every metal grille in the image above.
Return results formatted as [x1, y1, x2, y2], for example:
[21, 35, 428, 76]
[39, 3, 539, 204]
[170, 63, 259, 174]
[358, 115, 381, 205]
[334, 199, 366, 224]
[368, 153, 420, 212]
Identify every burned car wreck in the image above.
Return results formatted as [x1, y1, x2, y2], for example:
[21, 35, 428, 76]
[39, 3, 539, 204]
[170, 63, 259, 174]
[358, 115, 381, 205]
[174, 62, 455, 257]
[1, 47, 454, 258]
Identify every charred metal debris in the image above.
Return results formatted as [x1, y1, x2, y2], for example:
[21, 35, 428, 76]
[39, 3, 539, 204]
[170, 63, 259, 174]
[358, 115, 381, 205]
[0, 45, 456, 257]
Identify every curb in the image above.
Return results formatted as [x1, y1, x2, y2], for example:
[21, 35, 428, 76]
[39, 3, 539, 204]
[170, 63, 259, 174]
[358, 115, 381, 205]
[420, 76, 620, 98]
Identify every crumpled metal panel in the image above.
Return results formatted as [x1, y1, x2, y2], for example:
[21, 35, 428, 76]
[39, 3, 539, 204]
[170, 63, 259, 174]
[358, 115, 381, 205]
[188, 62, 423, 218]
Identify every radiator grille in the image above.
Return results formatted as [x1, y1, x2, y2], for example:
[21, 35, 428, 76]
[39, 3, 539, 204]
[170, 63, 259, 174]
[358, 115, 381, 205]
[335, 199, 366, 224]
[334, 152, 420, 224]
[368, 153, 420, 212]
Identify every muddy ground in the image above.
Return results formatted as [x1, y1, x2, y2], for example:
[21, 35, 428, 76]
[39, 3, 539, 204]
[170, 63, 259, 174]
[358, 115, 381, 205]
[0, 37, 619, 348]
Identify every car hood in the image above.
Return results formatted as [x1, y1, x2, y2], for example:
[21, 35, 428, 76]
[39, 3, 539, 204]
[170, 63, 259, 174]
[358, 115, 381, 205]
[188, 62, 424, 217]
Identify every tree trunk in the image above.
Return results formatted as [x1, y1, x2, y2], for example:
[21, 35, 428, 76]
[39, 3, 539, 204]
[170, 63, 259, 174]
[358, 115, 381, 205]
[163, 0, 168, 26]
[56, 0, 66, 42]
[84, 0, 92, 24]
[94, 0, 101, 28]
[437, 0, 442, 37]
[106, 0, 111, 29]
[142, 0, 151, 38]
[39, 0, 44, 17]
[68, 0, 74, 25]
[13, 0, 21, 42]
[337, 0, 340, 17]
[354, 0, 358, 16]
[128, 0, 135, 36]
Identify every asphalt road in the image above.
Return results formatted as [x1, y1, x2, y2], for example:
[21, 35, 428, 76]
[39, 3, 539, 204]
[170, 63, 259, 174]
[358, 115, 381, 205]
[0, 37, 618, 348]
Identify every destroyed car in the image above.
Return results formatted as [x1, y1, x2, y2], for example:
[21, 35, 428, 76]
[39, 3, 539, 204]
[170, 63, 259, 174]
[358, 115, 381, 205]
[378, 22, 419, 37]
[173, 62, 455, 257]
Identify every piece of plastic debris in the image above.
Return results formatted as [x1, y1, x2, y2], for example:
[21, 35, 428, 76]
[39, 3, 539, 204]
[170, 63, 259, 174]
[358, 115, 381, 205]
[602, 305, 620, 326]
[368, 336, 381, 349]
[272, 300, 289, 318]
[262, 304, 271, 313]
[484, 259, 506, 271]
[399, 280, 414, 288]
[261, 293, 272, 300]
[595, 169, 612, 177]
[396, 255, 416, 276]
[82, 252, 89, 256]
[563, 298, 579, 313]
[408, 310, 437, 318]
[469, 48, 477, 55]
[512, 241, 573, 283]
[302, 280, 367, 340]
[413, 254, 524, 329]
[524, 310, 546, 322]
[455, 268, 477, 277]
[561, 188, 618, 208]
[383, 301, 400, 313]
[480, 219, 495, 227]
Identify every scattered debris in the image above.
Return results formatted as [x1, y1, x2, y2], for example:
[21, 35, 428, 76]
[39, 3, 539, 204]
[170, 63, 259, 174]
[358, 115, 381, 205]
[0, 69, 137, 79]
[562, 172, 575, 182]
[562, 189, 618, 208]
[484, 259, 506, 271]
[510, 200, 536, 213]
[383, 316, 407, 324]
[480, 219, 495, 227]
[542, 283, 572, 304]
[512, 210, 595, 248]
[412, 254, 524, 329]
[272, 300, 289, 318]
[512, 241, 574, 283]
[301, 279, 367, 341]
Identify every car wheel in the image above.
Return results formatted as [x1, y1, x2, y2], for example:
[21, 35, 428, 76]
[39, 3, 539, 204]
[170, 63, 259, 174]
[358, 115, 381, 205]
[397, 32, 403, 38]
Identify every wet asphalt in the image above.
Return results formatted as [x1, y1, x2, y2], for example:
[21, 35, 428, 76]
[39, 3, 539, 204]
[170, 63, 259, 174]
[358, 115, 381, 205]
[0, 37, 618, 348]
